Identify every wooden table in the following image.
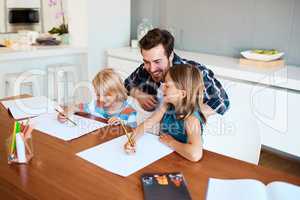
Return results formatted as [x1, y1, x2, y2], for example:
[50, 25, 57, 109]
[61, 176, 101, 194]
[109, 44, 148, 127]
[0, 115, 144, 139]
[1, 97, 300, 200]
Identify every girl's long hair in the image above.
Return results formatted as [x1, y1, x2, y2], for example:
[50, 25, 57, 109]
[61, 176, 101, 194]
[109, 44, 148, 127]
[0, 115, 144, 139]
[168, 64, 206, 123]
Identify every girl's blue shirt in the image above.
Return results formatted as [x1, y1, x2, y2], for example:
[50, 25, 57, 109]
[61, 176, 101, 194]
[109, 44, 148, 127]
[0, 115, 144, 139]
[160, 105, 204, 143]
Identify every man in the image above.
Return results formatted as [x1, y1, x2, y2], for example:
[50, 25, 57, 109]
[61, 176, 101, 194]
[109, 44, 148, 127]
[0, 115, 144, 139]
[124, 28, 229, 117]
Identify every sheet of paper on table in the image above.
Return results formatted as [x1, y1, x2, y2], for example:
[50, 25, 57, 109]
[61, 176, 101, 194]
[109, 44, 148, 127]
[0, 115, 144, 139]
[30, 112, 108, 141]
[1, 96, 58, 120]
[76, 133, 174, 177]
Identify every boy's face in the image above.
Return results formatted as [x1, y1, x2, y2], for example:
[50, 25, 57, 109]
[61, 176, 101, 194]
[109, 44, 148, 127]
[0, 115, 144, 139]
[141, 44, 171, 83]
[162, 73, 186, 105]
[96, 91, 118, 109]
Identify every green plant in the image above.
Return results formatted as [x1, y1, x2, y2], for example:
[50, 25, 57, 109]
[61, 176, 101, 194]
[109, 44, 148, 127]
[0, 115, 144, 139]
[48, 23, 68, 35]
[48, 0, 68, 35]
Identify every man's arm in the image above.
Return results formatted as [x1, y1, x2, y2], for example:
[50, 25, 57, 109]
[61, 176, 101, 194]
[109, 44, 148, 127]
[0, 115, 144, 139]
[124, 64, 145, 94]
[201, 66, 230, 115]
[124, 64, 159, 111]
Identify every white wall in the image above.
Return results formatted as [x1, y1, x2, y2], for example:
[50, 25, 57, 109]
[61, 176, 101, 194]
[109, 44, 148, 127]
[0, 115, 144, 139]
[67, 0, 88, 47]
[87, 0, 131, 80]
[42, 0, 68, 32]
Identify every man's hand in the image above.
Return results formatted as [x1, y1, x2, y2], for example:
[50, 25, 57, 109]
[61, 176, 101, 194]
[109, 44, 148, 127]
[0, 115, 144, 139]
[131, 88, 158, 111]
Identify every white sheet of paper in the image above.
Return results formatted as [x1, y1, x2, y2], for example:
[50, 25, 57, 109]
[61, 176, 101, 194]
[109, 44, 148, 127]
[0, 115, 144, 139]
[30, 113, 108, 141]
[206, 178, 267, 200]
[267, 181, 300, 200]
[76, 133, 173, 177]
[1, 96, 57, 120]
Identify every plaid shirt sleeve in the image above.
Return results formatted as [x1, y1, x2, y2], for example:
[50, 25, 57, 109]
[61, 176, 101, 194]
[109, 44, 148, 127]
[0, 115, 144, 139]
[124, 64, 159, 95]
[124, 64, 146, 93]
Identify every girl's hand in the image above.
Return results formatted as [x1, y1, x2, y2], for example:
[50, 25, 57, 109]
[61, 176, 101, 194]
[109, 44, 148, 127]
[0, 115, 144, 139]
[159, 133, 175, 147]
[108, 117, 121, 126]
[124, 139, 136, 154]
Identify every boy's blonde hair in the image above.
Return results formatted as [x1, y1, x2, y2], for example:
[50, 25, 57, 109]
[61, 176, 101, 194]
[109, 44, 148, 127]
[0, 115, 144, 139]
[92, 68, 127, 101]
[168, 64, 206, 123]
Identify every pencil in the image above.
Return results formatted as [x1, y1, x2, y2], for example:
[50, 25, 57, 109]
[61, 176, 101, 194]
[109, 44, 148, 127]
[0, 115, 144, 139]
[120, 120, 134, 146]
[55, 109, 77, 126]
[10, 121, 17, 155]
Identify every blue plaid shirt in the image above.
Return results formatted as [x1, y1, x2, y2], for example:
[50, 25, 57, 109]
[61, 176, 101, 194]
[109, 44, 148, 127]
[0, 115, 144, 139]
[124, 53, 230, 115]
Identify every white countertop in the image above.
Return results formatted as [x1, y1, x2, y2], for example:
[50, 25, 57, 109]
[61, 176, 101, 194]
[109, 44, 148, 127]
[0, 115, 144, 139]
[0, 45, 87, 62]
[107, 47, 300, 91]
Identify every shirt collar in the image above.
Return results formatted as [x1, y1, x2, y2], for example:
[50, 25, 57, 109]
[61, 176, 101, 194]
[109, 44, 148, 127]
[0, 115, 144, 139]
[172, 53, 184, 64]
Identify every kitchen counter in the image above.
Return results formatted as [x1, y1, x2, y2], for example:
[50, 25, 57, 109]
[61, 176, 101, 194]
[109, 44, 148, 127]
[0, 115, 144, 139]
[107, 47, 300, 91]
[0, 45, 87, 62]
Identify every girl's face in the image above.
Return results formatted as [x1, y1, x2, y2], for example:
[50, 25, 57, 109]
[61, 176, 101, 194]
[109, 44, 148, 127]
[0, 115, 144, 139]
[162, 73, 186, 105]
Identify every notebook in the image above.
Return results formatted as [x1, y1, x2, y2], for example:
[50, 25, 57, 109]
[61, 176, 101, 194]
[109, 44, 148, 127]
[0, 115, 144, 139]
[76, 133, 173, 177]
[29, 112, 107, 141]
[1, 96, 58, 120]
[141, 172, 192, 200]
[206, 178, 300, 200]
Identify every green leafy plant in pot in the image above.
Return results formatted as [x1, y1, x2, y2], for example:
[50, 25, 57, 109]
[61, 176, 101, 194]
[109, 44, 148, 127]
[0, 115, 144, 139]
[47, 0, 69, 44]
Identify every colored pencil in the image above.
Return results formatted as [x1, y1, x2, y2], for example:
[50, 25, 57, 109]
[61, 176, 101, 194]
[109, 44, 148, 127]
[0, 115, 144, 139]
[10, 121, 17, 155]
[120, 120, 134, 147]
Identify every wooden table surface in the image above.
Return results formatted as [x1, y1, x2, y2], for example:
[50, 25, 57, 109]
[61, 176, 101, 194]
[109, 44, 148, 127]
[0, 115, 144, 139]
[1, 96, 300, 200]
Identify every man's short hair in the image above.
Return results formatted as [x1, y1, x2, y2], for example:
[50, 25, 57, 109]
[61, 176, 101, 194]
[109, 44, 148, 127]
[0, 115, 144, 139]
[139, 28, 174, 58]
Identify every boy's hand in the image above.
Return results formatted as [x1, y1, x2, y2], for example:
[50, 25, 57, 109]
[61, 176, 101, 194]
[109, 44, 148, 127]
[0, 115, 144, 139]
[159, 133, 175, 147]
[108, 117, 121, 126]
[57, 111, 69, 123]
[124, 140, 136, 154]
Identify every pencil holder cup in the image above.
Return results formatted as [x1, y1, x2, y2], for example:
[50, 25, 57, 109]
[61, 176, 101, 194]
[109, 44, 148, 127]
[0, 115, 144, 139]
[7, 122, 34, 164]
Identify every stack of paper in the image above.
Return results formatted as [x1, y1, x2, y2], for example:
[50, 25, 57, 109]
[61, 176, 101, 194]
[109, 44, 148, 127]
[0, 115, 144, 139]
[30, 113, 107, 141]
[76, 133, 174, 177]
[1, 96, 58, 120]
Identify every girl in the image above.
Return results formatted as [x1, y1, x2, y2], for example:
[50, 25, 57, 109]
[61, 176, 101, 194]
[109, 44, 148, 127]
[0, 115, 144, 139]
[124, 64, 206, 162]
[58, 68, 137, 128]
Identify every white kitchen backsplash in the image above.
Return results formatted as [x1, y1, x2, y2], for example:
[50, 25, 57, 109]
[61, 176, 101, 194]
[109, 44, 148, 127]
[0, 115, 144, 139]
[7, 0, 41, 8]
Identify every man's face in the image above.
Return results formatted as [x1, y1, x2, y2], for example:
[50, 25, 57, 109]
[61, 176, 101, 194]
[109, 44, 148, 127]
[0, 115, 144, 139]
[141, 44, 171, 82]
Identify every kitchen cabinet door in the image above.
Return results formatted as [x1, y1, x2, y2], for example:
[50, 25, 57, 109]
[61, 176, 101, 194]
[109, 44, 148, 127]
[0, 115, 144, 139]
[248, 82, 300, 157]
[107, 57, 141, 80]
[203, 77, 261, 164]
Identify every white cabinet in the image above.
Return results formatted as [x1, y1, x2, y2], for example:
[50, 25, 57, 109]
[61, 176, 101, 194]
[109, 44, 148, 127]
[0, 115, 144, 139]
[107, 56, 141, 80]
[286, 91, 300, 156]
[220, 77, 300, 157]
[0, 0, 5, 33]
[252, 85, 300, 156]
[204, 78, 261, 164]
[7, 0, 40, 8]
